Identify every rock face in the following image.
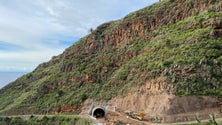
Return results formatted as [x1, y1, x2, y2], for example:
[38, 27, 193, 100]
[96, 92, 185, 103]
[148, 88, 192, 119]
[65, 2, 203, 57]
[0, 0, 222, 123]
[109, 91, 220, 123]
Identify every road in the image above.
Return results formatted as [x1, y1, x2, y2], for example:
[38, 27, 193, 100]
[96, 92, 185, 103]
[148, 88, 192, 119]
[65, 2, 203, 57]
[1, 114, 222, 125]
[169, 118, 222, 125]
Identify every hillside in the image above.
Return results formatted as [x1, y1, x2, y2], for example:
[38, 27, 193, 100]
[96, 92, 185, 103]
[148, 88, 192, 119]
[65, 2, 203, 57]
[0, 0, 222, 123]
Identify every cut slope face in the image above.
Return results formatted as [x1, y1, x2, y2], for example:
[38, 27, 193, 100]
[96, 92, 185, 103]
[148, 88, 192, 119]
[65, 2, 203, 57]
[109, 91, 219, 123]
[0, 0, 222, 122]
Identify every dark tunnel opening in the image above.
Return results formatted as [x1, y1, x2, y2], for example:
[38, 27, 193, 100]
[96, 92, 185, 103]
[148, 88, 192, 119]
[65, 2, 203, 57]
[93, 108, 105, 118]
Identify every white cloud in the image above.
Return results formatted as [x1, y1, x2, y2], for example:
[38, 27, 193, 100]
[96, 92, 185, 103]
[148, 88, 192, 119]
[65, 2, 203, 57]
[0, 0, 158, 72]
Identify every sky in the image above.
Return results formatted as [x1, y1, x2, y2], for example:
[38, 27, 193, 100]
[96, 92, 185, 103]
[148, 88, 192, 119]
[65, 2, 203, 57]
[0, 0, 158, 72]
[0, 72, 27, 88]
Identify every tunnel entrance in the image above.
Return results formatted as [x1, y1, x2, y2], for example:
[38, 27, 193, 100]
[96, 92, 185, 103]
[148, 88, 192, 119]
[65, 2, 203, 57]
[92, 108, 105, 118]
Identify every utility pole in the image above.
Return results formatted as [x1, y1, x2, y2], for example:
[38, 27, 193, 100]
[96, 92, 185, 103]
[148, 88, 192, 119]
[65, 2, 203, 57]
[46, 103, 49, 115]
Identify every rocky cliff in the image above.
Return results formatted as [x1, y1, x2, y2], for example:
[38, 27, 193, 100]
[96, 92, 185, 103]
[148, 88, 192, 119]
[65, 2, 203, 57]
[0, 0, 222, 123]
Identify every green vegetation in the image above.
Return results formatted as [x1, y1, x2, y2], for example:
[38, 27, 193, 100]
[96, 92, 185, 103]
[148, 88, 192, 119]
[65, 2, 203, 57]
[172, 113, 222, 125]
[0, 0, 221, 116]
[178, 121, 222, 125]
[0, 115, 92, 125]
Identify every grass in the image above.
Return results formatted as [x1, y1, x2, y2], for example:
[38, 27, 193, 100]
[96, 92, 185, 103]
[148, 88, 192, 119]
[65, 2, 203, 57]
[0, 115, 92, 125]
[1, 92, 35, 113]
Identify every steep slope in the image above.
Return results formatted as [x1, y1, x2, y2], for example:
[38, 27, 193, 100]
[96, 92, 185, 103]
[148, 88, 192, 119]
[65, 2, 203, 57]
[0, 0, 222, 122]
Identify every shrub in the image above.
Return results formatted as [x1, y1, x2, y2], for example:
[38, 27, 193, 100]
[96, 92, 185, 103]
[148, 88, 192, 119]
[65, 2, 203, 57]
[75, 118, 92, 125]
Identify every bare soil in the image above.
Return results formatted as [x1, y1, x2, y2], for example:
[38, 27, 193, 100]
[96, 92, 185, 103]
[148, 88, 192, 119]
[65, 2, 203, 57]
[81, 77, 222, 123]
[108, 78, 221, 123]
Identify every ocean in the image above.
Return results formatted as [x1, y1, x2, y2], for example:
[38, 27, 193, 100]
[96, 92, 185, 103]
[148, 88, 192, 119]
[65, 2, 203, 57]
[0, 72, 27, 89]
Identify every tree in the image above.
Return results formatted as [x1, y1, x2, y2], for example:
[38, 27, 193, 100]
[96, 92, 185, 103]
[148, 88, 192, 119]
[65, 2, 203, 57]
[89, 28, 93, 33]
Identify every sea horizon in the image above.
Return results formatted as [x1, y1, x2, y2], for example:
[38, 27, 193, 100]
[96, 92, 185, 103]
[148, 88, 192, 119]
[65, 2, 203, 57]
[0, 71, 28, 89]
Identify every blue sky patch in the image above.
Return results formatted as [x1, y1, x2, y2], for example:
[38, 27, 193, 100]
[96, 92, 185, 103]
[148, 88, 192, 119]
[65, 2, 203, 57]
[0, 41, 25, 51]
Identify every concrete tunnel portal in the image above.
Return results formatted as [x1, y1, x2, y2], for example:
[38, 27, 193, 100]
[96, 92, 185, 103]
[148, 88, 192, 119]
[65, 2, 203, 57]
[92, 107, 106, 118]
